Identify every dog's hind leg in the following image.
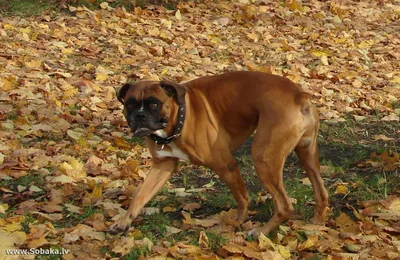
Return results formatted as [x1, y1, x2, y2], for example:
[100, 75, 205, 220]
[248, 120, 298, 238]
[295, 106, 328, 225]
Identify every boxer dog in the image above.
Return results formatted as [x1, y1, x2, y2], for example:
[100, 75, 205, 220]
[108, 71, 329, 237]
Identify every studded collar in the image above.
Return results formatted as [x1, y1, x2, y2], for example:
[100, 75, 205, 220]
[149, 102, 186, 145]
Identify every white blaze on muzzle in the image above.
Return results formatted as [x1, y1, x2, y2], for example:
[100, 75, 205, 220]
[139, 90, 145, 112]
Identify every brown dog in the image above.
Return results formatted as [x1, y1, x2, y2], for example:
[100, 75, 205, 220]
[108, 71, 329, 237]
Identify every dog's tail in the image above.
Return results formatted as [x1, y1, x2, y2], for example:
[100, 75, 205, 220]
[295, 92, 312, 115]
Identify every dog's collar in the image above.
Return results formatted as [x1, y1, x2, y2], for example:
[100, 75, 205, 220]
[149, 103, 186, 145]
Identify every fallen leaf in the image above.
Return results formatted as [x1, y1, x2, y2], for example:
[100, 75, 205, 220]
[198, 231, 209, 248]
[373, 134, 395, 141]
[334, 184, 349, 195]
[175, 9, 182, 20]
[166, 226, 182, 235]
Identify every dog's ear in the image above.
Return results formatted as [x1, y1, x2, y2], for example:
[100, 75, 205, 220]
[117, 83, 132, 103]
[160, 80, 186, 105]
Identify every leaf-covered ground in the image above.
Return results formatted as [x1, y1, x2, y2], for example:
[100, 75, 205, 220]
[0, 0, 399, 259]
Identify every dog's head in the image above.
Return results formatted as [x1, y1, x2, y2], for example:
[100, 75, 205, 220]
[117, 80, 186, 137]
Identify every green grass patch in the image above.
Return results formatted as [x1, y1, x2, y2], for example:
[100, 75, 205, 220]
[122, 246, 149, 260]
[21, 215, 38, 233]
[0, 0, 56, 17]
[1, 173, 45, 189]
[0, 172, 47, 199]
[285, 177, 315, 221]
[206, 231, 228, 251]
[0, 0, 190, 17]
[135, 213, 172, 240]
[200, 187, 237, 212]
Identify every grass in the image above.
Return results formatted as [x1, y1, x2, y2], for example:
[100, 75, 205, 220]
[206, 231, 228, 251]
[0, 0, 187, 17]
[135, 213, 172, 240]
[122, 247, 149, 260]
[1, 172, 46, 190]
[21, 215, 37, 233]
[200, 186, 237, 212]
[0, 0, 56, 17]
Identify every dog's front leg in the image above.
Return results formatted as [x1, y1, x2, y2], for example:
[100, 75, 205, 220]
[107, 158, 178, 234]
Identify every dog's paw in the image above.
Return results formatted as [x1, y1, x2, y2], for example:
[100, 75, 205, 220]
[106, 223, 130, 235]
[234, 209, 248, 225]
[310, 216, 325, 226]
[248, 228, 261, 239]
[106, 218, 133, 235]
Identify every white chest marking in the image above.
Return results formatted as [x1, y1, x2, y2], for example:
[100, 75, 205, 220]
[153, 130, 168, 138]
[155, 142, 189, 161]
[152, 130, 189, 161]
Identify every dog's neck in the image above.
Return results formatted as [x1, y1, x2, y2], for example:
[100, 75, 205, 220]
[149, 99, 186, 145]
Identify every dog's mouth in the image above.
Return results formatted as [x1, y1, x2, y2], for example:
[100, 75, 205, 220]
[130, 118, 169, 137]
[133, 127, 153, 137]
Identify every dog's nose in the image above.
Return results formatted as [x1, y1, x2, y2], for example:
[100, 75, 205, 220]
[135, 111, 147, 121]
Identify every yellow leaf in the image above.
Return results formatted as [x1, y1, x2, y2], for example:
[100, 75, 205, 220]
[310, 49, 328, 57]
[148, 27, 160, 37]
[320, 55, 329, 66]
[0, 204, 8, 214]
[4, 222, 22, 232]
[25, 59, 42, 69]
[198, 230, 209, 248]
[96, 73, 108, 81]
[334, 184, 348, 195]
[161, 68, 169, 76]
[77, 137, 88, 147]
[70, 158, 84, 170]
[175, 9, 182, 20]
[373, 134, 394, 141]
[0, 230, 26, 253]
[63, 87, 78, 99]
[84, 63, 94, 70]
[61, 48, 74, 54]
[28, 236, 48, 249]
[100, 2, 109, 9]
[121, 159, 139, 178]
[298, 235, 319, 250]
[288, 0, 304, 12]
[113, 136, 131, 150]
[0, 76, 17, 90]
[162, 206, 177, 213]
[259, 232, 276, 250]
[358, 40, 373, 49]
[277, 244, 291, 258]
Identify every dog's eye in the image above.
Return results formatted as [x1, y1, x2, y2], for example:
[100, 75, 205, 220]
[150, 103, 159, 109]
[126, 103, 134, 109]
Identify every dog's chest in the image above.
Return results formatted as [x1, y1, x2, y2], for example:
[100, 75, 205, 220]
[155, 142, 189, 161]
